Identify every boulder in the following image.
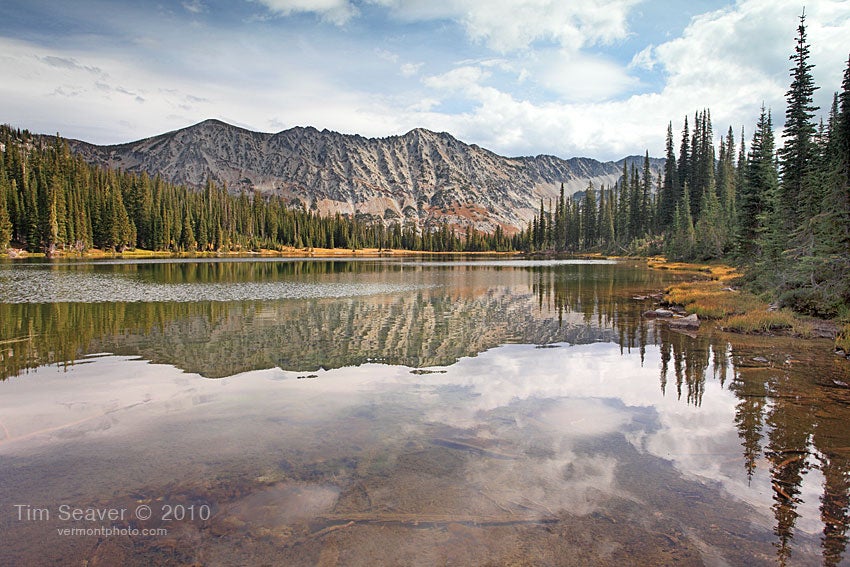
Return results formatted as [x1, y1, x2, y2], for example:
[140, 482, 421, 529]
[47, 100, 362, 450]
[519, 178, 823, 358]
[668, 313, 700, 329]
[644, 308, 675, 318]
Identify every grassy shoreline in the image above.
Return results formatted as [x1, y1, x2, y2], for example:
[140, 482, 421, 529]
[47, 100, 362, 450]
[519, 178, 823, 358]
[1, 246, 522, 260]
[647, 257, 847, 349]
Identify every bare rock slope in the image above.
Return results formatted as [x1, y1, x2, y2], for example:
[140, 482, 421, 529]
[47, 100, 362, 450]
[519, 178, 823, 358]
[69, 119, 662, 233]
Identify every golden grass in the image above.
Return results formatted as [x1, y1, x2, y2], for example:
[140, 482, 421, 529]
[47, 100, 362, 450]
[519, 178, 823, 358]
[723, 309, 813, 337]
[648, 257, 739, 280]
[647, 258, 713, 273]
[653, 257, 814, 336]
[837, 324, 850, 352]
[663, 279, 764, 319]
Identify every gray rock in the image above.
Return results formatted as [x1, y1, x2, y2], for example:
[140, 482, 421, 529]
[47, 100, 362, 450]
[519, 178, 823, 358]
[644, 308, 675, 318]
[669, 313, 700, 329]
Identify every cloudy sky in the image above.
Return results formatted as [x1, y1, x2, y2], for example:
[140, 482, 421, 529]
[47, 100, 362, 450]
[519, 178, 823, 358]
[0, 0, 848, 161]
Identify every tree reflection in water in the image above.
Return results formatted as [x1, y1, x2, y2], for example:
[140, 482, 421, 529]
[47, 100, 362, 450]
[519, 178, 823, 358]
[1, 259, 848, 565]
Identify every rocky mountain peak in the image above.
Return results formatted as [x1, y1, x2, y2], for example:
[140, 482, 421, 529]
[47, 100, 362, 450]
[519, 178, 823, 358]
[67, 119, 663, 234]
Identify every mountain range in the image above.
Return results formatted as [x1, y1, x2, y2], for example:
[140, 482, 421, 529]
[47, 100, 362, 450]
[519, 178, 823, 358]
[68, 119, 663, 234]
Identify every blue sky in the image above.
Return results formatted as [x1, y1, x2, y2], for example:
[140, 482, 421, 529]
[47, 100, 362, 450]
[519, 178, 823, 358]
[1, 0, 848, 161]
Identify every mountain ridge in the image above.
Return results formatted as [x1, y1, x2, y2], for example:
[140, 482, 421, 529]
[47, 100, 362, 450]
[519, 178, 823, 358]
[67, 119, 664, 234]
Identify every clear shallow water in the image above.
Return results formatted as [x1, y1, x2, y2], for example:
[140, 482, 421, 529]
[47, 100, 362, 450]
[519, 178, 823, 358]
[0, 258, 848, 566]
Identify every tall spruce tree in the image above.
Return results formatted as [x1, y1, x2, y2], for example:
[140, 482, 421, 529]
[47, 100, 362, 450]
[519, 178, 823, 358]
[660, 122, 678, 228]
[778, 11, 819, 236]
[582, 182, 597, 249]
[717, 126, 737, 237]
[641, 151, 652, 233]
[667, 183, 695, 260]
[678, 116, 691, 204]
[833, 54, 850, 253]
[738, 106, 778, 260]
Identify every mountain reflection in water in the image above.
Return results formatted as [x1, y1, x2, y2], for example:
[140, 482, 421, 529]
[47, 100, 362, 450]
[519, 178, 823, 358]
[0, 258, 848, 566]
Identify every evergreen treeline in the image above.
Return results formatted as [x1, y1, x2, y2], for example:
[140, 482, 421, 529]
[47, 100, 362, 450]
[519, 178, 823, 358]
[523, 109, 741, 261]
[522, 152, 662, 255]
[0, 127, 516, 255]
[525, 14, 850, 318]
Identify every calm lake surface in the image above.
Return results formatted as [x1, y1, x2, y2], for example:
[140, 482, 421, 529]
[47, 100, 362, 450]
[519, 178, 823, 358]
[1, 257, 849, 566]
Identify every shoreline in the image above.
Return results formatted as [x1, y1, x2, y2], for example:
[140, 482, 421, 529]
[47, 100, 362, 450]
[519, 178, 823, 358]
[646, 257, 848, 356]
[1, 246, 523, 260]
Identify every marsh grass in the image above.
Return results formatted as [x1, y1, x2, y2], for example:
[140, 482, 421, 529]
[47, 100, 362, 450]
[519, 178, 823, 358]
[647, 258, 712, 273]
[653, 258, 818, 337]
[664, 280, 763, 319]
[723, 309, 814, 337]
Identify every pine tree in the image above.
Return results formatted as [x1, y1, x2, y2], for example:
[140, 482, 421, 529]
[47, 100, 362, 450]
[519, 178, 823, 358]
[737, 106, 778, 260]
[628, 164, 641, 241]
[536, 199, 545, 249]
[778, 11, 819, 236]
[667, 183, 695, 260]
[695, 182, 725, 259]
[25, 174, 40, 251]
[598, 185, 615, 249]
[641, 151, 652, 234]
[0, 185, 11, 250]
[582, 182, 597, 249]
[678, 115, 691, 197]
[829, 54, 850, 254]
[717, 126, 737, 238]
[555, 183, 566, 251]
[660, 122, 678, 228]
[181, 205, 197, 252]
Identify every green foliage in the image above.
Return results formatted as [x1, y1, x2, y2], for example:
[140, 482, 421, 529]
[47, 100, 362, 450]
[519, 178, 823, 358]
[0, 126, 518, 255]
[775, 255, 850, 318]
[0, 187, 11, 250]
[778, 11, 820, 236]
[666, 185, 695, 260]
[523, 14, 849, 323]
[737, 106, 778, 261]
[694, 183, 725, 259]
[659, 122, 678, 228]
[523, 154, 663, 254]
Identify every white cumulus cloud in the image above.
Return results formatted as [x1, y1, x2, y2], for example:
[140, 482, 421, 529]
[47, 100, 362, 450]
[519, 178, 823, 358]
[370, 0, 641, 52]
[254, 0, 358, 24]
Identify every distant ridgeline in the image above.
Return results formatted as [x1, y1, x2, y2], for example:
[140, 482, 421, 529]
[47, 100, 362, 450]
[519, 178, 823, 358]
[0, 125, 517, 254]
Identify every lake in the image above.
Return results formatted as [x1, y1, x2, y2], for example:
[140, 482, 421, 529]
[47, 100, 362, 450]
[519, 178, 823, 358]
[1, 257, 848, 566]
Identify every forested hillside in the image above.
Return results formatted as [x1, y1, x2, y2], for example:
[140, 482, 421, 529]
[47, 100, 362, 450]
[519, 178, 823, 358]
[526, 15, 850, 317]
[0, 128, 515, 254]
[66, 120, 661, 235]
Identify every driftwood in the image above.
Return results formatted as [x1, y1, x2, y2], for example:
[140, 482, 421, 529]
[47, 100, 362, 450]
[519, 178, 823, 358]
[430, 438, 520, 460]
[314, 512, 560, 527]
